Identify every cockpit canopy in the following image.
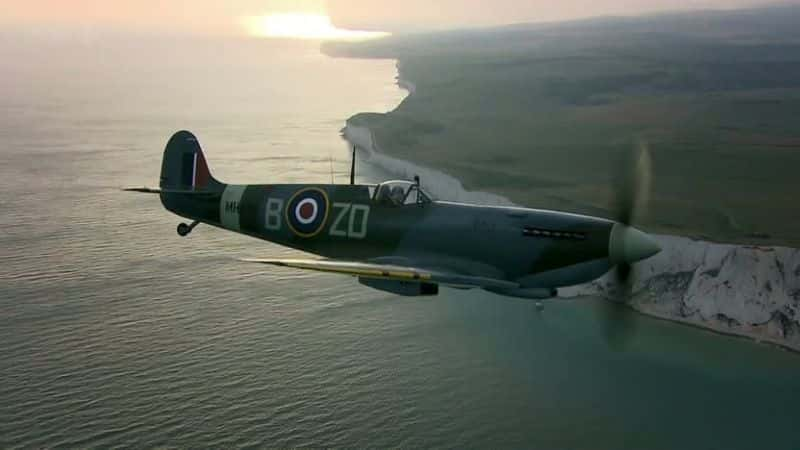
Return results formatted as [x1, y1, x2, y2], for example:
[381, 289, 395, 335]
[372, 180, 432, 207]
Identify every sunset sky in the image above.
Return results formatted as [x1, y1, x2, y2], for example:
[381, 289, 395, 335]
[0, 0, 793, 37]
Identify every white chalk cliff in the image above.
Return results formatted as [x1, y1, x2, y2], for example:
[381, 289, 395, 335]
[562, 235, 800, 350]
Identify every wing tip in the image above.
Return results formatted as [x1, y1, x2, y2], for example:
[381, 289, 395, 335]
[239, 258, 287, 266]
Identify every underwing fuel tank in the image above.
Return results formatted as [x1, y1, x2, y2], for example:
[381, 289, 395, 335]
[358, 277, 439, 296]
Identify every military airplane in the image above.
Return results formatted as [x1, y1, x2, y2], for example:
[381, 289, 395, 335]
[127, 130, 661, 301]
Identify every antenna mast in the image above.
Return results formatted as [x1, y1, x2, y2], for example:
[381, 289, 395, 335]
[329, 154, 335, 184]
[350, 146, 356, 185]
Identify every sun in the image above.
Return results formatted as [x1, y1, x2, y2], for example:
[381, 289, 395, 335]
[244, 13, 388, 41]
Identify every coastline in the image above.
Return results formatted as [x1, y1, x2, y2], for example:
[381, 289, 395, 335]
[342, 63, 800, 353]
[395, 62, 416, 95]
[324, 21, 800, 251]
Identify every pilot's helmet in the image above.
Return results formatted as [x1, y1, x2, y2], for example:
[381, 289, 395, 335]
[390, 186, 405, 204]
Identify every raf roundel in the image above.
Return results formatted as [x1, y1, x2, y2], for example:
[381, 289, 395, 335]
[285, 188, 330, 238]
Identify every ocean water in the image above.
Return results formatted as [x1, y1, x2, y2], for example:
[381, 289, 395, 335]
[2, 34, 800, 449]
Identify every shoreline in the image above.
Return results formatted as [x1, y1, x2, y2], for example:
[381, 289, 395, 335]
[341, 62, 800, 354]
[395, 61, 416, 94]
[635, 303, 800, 355]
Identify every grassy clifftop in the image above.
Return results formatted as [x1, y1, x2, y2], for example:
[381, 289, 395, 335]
[324, 6, 800, 246]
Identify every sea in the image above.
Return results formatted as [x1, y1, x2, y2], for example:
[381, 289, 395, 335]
[1, 32, 800, 449]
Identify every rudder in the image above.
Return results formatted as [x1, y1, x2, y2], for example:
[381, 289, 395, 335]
[160, 130, 221, 191]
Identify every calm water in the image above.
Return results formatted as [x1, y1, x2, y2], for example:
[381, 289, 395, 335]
[2, 34, 800, 449]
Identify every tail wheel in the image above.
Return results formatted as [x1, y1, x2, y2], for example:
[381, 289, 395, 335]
[177, 221, 198, 237]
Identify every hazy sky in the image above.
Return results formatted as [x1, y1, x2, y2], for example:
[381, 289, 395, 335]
[328, 0, 791, 31]
[0, 0, 793, 35]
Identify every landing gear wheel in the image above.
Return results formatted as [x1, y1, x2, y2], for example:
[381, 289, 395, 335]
[177, 223, 191, 237]
[177, 221, 198, 237]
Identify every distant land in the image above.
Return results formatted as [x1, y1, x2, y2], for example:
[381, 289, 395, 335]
[324, 5, 800, 248]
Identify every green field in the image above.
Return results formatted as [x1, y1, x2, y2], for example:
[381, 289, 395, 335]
[325, 6, 800, 247]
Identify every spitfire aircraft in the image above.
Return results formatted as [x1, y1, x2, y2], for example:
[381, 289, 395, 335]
[127, 130, 661, 300]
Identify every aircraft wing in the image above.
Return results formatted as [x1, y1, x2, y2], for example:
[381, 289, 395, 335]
[240, 258, 519, 290]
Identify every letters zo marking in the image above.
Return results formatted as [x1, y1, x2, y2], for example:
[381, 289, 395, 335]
[264, 198, 369, 239]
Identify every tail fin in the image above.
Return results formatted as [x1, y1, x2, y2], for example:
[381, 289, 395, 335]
[160, 130, 222, 191]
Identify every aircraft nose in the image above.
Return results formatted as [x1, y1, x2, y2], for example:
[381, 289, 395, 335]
[608, 223, 662, 264]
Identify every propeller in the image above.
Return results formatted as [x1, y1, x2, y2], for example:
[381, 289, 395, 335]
[616, 139, 652, 226]
[614, 139, 652, 284]
[603, 139, 654, 350]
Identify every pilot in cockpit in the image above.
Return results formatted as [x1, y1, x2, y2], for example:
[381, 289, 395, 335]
[376, 184, 407, 206]
[389, 186, 406, 205]
[374, 180, 429, 207]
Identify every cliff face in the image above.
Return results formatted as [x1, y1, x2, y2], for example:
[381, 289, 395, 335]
[344, 123, 800, 351]
[344, 123, 512, 205]
[562, 235, 800, 350]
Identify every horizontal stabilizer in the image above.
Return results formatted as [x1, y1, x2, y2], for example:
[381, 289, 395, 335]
[240, 258, 520, 290]
[122, 186, 218, 195]
[122, 186, 162, 194]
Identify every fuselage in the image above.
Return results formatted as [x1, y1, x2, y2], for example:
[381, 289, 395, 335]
[161, 182, 618, 288]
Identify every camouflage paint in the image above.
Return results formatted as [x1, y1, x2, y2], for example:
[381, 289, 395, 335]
[158, 131, 616, 288]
